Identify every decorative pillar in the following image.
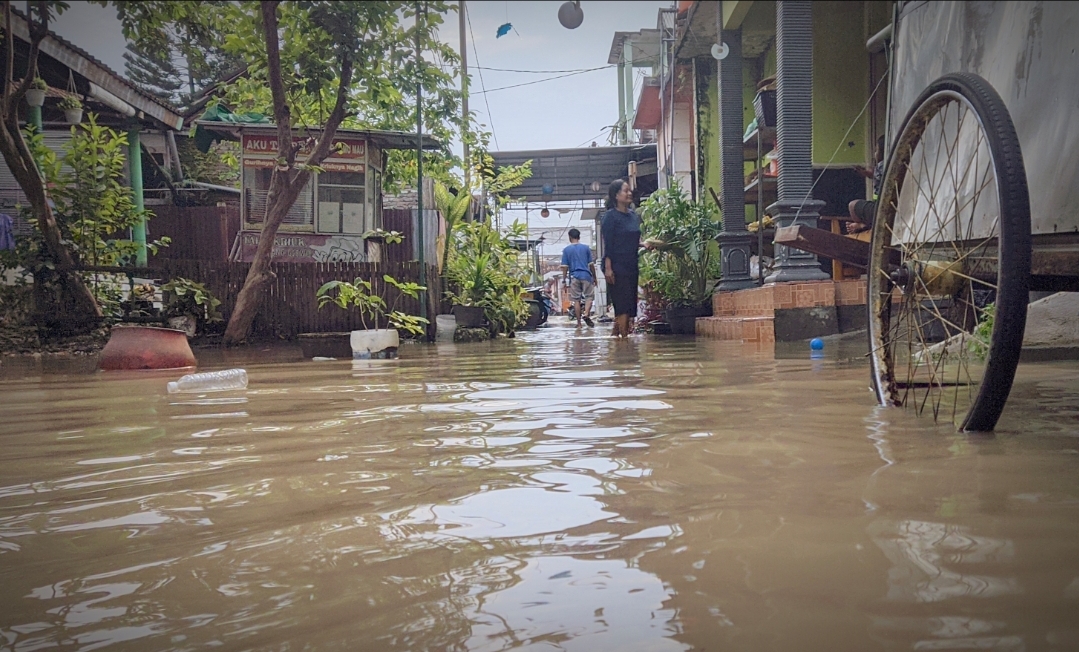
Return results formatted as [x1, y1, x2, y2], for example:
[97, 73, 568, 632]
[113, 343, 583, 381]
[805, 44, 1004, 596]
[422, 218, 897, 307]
[765, 0, 829, 283]
[127, 125, 147, 266]
[716, 24, 755, 291]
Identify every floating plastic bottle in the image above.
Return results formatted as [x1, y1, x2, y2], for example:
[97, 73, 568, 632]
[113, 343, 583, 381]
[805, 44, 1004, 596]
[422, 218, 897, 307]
[167, 369, 248, 394]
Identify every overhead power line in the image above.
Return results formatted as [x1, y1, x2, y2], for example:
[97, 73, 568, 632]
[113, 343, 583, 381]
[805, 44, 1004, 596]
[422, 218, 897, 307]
[466, 8, 499, 150]
[474, 64, 615, 74]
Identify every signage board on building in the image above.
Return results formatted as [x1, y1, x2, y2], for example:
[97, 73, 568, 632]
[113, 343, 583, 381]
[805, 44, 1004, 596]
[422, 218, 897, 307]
[237, 230, 371, 263]
[241, 134, 366, 163]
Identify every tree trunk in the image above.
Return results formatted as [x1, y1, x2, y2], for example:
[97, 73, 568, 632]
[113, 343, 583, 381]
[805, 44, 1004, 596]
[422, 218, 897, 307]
[221, 172, 309, 344]
[220, 1, 354, 346]
[0, 1, 100, 328]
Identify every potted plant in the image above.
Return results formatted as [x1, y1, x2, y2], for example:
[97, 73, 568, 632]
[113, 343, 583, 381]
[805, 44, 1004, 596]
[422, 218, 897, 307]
[161, 277, 222, 338]
[26, 77, 47, 108]
[638, 185, 722, 335]
[58, 95, 82, 124]
[444, 220, 529, 334]
[316, 274, 429, 358]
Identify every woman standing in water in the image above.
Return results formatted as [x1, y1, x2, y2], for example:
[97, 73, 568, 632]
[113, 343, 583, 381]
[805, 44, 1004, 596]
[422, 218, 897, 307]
[601, 179, 652, 338]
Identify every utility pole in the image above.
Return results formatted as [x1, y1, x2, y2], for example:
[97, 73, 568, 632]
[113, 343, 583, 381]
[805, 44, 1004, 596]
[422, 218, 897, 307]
[459, 0, 470, 200]
[416, 2, 428, 326]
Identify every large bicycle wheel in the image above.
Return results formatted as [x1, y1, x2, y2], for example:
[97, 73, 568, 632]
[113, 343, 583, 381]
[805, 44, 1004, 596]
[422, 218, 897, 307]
[868, 73, 1031, 432]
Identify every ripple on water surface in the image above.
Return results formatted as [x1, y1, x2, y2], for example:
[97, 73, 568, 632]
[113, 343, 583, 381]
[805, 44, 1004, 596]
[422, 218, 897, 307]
[2, 326, 1079, 650]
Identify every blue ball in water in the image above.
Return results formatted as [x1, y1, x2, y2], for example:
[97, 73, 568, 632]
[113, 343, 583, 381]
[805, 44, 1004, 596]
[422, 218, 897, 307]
[809, 338, 824, 351]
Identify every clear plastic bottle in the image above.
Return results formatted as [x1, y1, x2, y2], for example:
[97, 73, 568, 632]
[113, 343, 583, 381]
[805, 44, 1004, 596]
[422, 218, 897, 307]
[167, 369, 248, 394]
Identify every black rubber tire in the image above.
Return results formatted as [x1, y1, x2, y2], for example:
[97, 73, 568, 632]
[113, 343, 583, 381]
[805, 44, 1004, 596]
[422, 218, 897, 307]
[867, 72, 1031, 432]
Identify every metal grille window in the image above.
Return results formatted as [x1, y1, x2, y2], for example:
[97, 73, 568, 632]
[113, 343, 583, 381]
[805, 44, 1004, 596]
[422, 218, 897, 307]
[243, 167, 313, 228]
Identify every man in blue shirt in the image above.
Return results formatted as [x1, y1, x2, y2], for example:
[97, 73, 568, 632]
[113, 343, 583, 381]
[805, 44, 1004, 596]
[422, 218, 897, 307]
[560, 228, 596, 327]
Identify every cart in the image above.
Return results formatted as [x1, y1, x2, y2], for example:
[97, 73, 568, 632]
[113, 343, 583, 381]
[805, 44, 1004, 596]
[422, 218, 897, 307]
[782, 2, 1079, 431]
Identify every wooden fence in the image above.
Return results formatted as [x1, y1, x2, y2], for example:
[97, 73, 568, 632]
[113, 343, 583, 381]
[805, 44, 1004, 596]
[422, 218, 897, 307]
[147, 204, 242, 262]
[151, 259, 445, 338]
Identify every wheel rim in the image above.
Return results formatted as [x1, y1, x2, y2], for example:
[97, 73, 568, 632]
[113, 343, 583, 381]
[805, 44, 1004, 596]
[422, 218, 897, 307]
[868, 90, 1003, 428]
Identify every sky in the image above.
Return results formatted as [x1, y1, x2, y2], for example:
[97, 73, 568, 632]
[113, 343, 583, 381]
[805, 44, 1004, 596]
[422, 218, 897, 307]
[50, 0, 670, 253]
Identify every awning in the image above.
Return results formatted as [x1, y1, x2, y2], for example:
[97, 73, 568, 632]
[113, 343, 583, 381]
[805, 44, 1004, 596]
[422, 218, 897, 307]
[490, 144, 656, 203]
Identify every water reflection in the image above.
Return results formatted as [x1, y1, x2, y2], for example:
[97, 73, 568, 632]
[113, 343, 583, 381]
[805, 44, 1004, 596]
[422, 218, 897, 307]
[1, 325, 1078, 649]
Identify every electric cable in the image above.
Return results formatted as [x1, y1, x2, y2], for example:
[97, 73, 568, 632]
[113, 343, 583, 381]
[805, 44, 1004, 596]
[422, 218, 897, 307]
[466, 8, 499, 150]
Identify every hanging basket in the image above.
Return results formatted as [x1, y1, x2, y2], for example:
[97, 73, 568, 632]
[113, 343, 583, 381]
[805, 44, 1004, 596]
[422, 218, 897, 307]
[64, 108, 83, 125]
[25, 89, 46, 108]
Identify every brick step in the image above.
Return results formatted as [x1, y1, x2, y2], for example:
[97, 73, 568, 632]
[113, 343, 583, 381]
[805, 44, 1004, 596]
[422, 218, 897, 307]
[696, 316, 775, 343]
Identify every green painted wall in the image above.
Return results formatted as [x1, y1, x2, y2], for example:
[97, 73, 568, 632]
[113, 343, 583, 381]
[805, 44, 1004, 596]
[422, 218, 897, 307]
[695, 57, 722, 207]
[811, 2, 868, 166]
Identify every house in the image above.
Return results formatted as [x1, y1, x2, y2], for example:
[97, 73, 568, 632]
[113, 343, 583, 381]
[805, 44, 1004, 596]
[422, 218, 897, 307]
[193, 121, 441, 265]
[614, 1, 894, 340]
[0, 8, 186, 266]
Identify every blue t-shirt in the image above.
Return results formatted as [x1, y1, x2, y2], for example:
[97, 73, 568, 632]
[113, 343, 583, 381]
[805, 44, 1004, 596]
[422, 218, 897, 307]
[561, 243, 594, 281]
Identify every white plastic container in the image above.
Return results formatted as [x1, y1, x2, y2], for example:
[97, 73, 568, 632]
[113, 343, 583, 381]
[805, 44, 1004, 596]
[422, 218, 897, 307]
[350, 329, 399, 359]
[167, 368, 248, 394]
[435, 314, 457, 341]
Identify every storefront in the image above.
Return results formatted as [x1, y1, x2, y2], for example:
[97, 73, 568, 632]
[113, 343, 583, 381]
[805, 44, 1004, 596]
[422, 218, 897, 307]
[193, 122, 436, 263]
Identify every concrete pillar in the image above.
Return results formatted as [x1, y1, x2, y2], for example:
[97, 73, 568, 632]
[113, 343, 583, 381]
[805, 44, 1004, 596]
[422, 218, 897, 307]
[127, 125, 147, 266]
[617, 60, 627, 146]
[716, 24, 755, 291]
[765, 0, 829, 283]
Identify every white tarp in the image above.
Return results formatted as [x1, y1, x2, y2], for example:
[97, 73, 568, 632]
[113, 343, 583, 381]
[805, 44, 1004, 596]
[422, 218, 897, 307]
[890, 1, 1079, 236]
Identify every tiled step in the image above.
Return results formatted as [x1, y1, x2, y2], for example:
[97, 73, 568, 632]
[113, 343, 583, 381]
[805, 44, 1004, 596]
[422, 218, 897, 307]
[699, 279, 868, 342]
[696, 316, 775, 343]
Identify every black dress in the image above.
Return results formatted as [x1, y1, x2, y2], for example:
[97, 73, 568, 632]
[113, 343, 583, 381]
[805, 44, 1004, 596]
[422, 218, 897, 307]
[601, 207, 641, 318]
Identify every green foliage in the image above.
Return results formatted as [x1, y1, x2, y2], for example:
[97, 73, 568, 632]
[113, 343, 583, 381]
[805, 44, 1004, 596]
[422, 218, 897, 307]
[2, 116, 165, 317]
[113, 0, 243, 110]
[161, 277, 222, 323]
[122, 39, 183, 104]
[434, 180, 472, 271]
[177, 137, 240, 189]
[638, 185, 722, 308]
[475, 153, 533, 219]
[444, 220, 530, 334]
[968, 302, 995, 362]
[30, 77, 47, 91]
[57, 96, 81, 111]
[316, 274, 429, 337]
[361, 229, 404, 245]
[115, 1, 478, 191]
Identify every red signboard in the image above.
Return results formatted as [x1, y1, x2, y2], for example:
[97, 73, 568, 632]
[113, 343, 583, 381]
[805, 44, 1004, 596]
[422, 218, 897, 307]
[242, 134, 366, 161]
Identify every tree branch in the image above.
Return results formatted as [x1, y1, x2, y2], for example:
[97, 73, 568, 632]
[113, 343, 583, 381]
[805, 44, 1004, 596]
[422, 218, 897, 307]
[304, 49, 353, 169]
[259, 2, 292, 168]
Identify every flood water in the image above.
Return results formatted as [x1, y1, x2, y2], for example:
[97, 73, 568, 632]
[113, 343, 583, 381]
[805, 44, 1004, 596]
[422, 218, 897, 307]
[2, 325, 1079, 651]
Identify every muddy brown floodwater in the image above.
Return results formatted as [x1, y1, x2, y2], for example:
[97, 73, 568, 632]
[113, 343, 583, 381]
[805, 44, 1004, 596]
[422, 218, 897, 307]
[2, 324, 1079, 651]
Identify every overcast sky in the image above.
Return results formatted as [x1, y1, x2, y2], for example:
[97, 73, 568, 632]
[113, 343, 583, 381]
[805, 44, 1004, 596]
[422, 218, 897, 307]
[51, 0, 670, 252]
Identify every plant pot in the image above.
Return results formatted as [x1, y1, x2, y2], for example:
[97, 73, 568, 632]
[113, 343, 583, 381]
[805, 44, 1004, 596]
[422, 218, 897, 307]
[64, 108, 83, 124]
[98, 325, 197, 371]
[520, 300, 543, 330]
[665, 303, 712, 335]
[298, 332, 352, 358]
[350, 328, 400, 359]
[452, 304, 486, 329]
[753, 89, 776, 129]
[167, 314, 198, 338]
[25, 88, 46, 107]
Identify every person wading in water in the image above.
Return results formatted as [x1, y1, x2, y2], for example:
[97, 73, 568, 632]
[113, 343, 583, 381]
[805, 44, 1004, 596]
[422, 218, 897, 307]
[601, 179, 656, 338]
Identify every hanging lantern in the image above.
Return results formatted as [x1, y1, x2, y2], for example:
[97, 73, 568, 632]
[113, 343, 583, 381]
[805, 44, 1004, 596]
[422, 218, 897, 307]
[541, 206, 550, 218]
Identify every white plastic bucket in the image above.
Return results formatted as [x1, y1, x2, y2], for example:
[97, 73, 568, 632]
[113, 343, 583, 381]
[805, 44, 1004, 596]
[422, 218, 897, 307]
[435, 314, 457, 341]
[350, 329, 400, 359]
